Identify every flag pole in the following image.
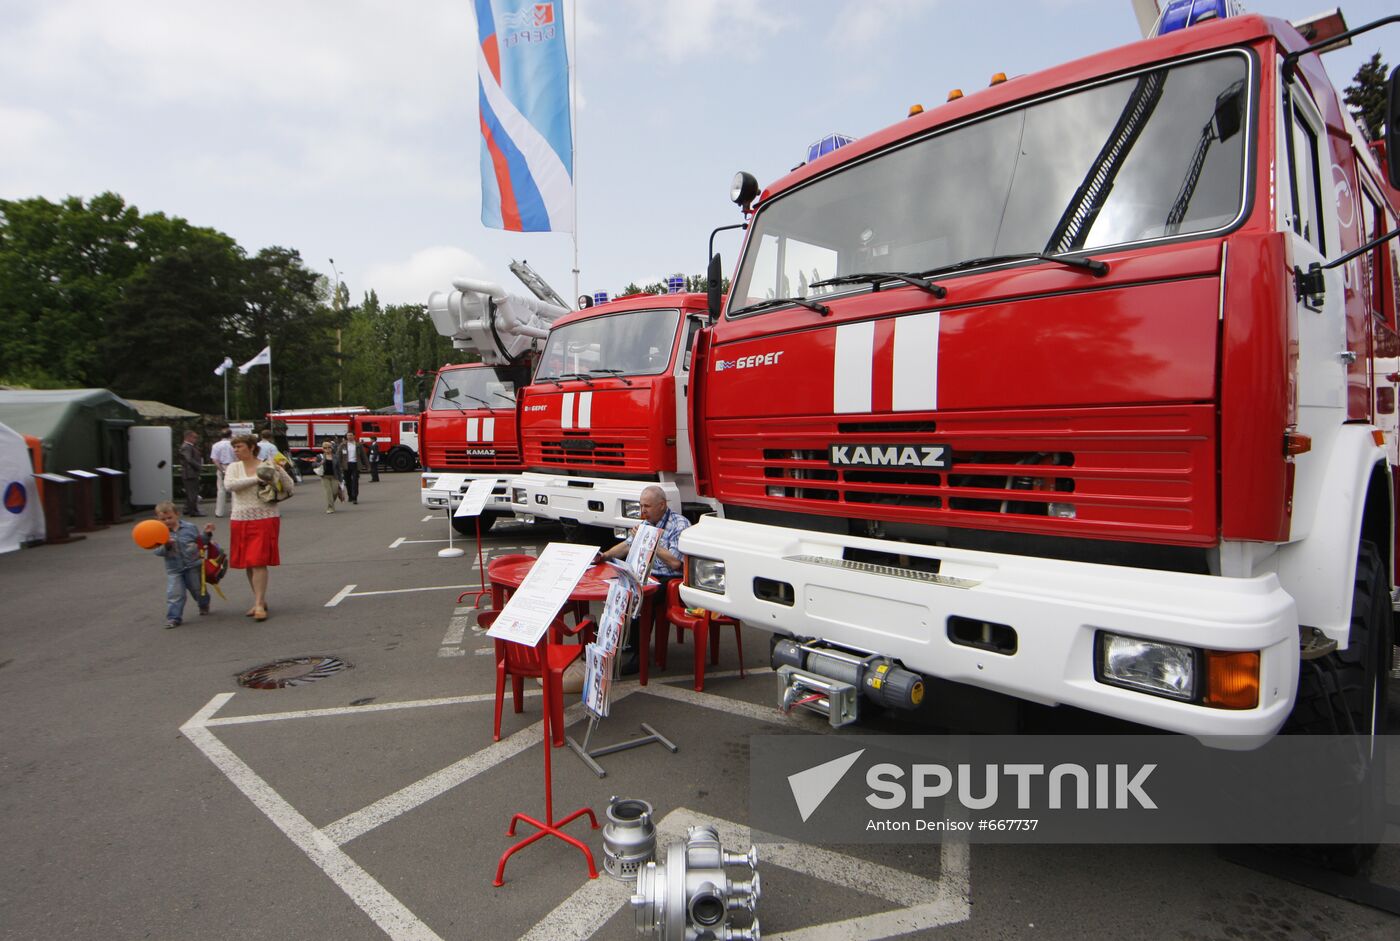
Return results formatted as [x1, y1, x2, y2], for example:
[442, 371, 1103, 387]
[223, 367, 229, 421]
[570, 0, 579, 305]
[266, 335, 274, 413]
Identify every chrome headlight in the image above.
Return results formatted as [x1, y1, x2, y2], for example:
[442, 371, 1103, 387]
[1098, 633, 1195, 701]
[620, 499, 642, 520]
[688, 557, 727, 594]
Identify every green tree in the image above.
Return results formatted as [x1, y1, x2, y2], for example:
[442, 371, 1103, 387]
[234, 246, 339, 416]
[1344, 51, 1389, 140]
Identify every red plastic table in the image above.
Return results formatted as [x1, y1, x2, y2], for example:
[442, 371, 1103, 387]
[487, 556, 662, 685]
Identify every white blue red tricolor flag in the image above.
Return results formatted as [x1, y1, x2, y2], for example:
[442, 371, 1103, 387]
[474, 0, 574, 233]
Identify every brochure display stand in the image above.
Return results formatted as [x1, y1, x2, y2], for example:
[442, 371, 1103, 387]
[487, 543, 601, 886]
[452, 477, 497, 607]
[429, 473, 469, 559]
[567, 523, 678, 778]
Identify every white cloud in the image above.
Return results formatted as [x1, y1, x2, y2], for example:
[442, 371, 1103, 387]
[825, 0, 935, 49]
[611, 0, 793, 61]
[363, 246, 495, 306]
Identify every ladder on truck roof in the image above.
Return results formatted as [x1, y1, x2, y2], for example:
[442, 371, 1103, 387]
[509, 259, 571, 312]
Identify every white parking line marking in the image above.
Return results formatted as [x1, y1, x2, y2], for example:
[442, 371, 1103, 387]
[388, 537, 406, 549]
[442, 616, 472, 647]
[323, 708, 584, 846]
[204, 690, 532, 727]
[421, 515, 435, 522]
[336, 584, 477, 601]
[394, 538, 451, 546]
[438, 648, 467, 658]
[181, 697, 442, 941]
[326, 584, 357, 607]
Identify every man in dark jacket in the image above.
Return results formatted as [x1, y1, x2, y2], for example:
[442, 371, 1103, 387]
[179, 430, 205, 516]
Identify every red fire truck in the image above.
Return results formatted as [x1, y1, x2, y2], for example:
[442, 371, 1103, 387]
[507, 291, 716, 535]
[352, 413, 419, 472]
[420, 278, 569, 531]
[680, 9, 1400, 749]
[268, 407, 369, 469]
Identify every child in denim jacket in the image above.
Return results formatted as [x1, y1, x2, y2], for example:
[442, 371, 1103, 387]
[152, 501, 216, 628]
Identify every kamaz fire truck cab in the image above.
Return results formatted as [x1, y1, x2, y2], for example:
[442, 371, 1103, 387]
[508, 291, 717, 536]
[421, 277, 569, 532]
[680, 9, 1400, 749]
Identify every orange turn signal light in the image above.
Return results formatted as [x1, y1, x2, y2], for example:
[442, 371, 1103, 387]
[1373, 429, 1387, 447]
[1203, 650, 1260, 709]
[1284, 432, 1312, 456]
[908, 103, 924, 116]
[990, 72, 1007, 85]
[947, 88, 964, 101]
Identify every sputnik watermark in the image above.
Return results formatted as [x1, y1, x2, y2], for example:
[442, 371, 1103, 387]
[866, 762, 1156, 810]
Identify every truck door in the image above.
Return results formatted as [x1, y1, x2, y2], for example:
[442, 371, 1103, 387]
[399, 419, 419, 453]
[1280, 71, 1348, 542]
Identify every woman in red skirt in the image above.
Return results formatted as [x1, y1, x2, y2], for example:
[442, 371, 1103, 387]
[223, 434, 293, 621]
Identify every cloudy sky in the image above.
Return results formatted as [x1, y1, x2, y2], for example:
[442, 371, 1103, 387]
[2, 0, 1394, 308]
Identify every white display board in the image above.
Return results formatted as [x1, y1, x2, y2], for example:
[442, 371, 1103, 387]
[453, 477, 496, 518]
[429, 473, 469, 497]
[484, 542, 597, 647]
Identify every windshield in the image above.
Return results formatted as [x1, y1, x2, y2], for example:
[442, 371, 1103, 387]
[430, 366, 517, 410]
[535, 308, 682, 381]
[730, 53, 1250, 311]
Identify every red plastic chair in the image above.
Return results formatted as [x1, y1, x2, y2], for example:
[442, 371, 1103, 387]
[660, 580, 745, 692]
[479, 610, 593, 746]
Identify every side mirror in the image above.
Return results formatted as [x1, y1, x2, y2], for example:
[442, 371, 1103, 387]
[707, 253, 724, 322]
[443, 387, 459, 399]
[1387, 65, 1400, 187]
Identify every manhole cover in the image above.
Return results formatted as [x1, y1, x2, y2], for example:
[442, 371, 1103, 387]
[237, 656, 351, 689]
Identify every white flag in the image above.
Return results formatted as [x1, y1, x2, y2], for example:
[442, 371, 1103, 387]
[213, 356, 234, 376]
[239, 346, 272, 375]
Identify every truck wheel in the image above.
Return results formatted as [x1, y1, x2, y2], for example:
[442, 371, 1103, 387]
[389, 449, 415, 472]
[1282, 539, 1393, 873]
[452, 510, 499, 536]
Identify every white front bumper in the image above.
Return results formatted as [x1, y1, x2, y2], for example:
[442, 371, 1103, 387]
[678, 517, 1300, 747]
[507, 472, 678, 529]
[419, 473, 514, 512]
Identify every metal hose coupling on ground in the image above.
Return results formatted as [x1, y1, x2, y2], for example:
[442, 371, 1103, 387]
[631, 824, 760, 940]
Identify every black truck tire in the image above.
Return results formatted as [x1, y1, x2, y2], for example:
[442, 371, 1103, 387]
[389, 449, 416, 472]
[1281, 538, 1394, 874]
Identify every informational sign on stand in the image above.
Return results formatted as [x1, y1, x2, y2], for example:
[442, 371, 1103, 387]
[485, 542, 597, 647]
[430, 473, 470, 499]
[453, 477, 496, 518]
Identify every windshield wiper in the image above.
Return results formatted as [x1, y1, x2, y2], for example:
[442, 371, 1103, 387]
[492, 390, 517, 404]
[920, 251, 1108, 278]
[438, 390, 493, 411]
[810, 271, 947, 298]
[557, 372, 596, 385]
[589, 368, 634, 386]
[728, 296, 832, 317]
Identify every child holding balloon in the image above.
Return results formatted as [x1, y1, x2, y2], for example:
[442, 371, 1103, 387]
[146, 501, 216, 628]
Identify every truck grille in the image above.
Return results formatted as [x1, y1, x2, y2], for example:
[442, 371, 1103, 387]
[709, 405, 1216, 546]
[430, 445, 520, 469]
[524, 430, 648, 470]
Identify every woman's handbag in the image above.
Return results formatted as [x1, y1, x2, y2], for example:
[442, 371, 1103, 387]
[313, 462, 325, 477]
[255, 462, 295, 504]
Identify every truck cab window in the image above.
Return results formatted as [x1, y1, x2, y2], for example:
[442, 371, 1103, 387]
[1286, 85, 1327, 254]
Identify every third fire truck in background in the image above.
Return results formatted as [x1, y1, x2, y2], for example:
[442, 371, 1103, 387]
[419, 277, 569, 531]
[679, 7, 1400, 750]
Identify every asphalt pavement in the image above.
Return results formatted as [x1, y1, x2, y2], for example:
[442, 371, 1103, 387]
[2, 473, 1399, 940]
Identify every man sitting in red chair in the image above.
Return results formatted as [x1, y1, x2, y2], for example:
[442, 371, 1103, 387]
[596, 485, 689, 675]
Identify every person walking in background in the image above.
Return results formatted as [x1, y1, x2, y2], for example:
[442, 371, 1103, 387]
[210, 428, 234, 518]
[223, 433, 292, 622]
[150, 501, 215, 628]
[256, 429, 279, 461]
[365, 438, 380, 483]
[337, 433, 360, 504]
[179, 430, 205, 517]
[313, 440, 341, 513]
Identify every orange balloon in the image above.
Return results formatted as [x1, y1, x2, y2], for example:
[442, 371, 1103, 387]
[132, 518, 170, 549]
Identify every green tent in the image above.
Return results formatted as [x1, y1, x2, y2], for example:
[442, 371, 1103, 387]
[0, 388, 139, 478]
